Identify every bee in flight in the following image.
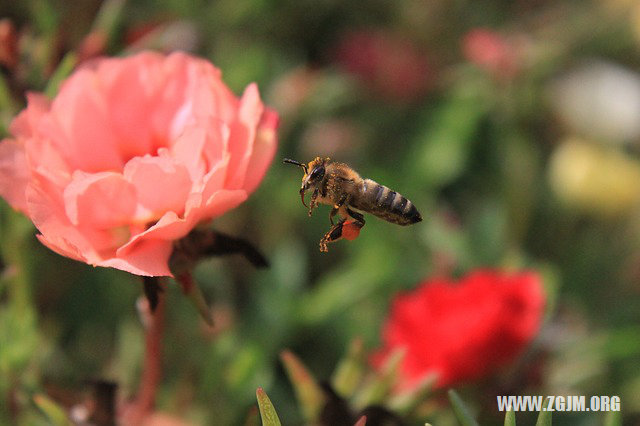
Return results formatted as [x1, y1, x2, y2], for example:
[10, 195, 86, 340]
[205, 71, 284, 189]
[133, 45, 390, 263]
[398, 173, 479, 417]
[284, 157, 422, 252]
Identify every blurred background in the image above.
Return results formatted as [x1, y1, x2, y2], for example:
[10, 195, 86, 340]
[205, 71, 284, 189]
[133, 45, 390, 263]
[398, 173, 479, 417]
[2, 0, 640, 424]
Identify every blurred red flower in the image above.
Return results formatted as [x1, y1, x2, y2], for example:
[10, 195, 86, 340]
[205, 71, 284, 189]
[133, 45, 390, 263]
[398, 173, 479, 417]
[372, 270, 545, 389]
[0, 19, 18, 69]
[462, 28, 520, 79]
[0, 51, 278, 276]
[334, 30, 432, 101]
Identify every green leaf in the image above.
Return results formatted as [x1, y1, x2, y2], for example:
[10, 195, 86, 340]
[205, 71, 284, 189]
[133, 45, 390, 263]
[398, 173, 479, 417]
[504, 409, 516, 426]
[0, 73, 17, 135]
[175, 273, 214, 326]
[91, 0, 127, 43]
[535, 397, 552, 426]
[604, 409, 622, 426]
[256, 388, 282, 426]
[28, 0, 59, 34]
[497, 132, 540, 245]
[225, 343, 266, 391]
[411, 75, 490, 188]
[33, 394, 72, 426]
[297, 244, 398, 324]
[353, 347, 404, 409]
[331, 337, 366, 398]
[448, 389, 479, 426]
[44, 53, 77, 99]
[280, 350, 324, 422]
[388, 373, 436, 415]
[604, 326, 640, 359]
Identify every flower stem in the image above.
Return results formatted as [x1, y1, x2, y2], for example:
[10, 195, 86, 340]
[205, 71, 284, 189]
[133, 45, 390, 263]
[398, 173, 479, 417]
[127, 277, 166, 424]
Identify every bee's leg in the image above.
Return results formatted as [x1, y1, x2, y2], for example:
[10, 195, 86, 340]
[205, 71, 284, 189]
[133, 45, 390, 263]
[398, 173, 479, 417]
[343, 208, 365, 239]
[329, 207, 337, 225]
[319, 207, 364, 252]
[346, 208, 365, 227]
[308, 189, 319, 217]
[319, 219, 346, 252]
[329, 194, 349, 225]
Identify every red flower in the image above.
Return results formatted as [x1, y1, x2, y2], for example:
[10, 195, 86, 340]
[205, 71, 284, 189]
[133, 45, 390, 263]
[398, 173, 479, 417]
[372, 270, 545, 389]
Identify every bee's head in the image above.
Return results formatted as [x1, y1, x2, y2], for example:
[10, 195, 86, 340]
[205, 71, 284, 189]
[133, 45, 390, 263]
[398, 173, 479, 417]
[283, 157, 328, 207]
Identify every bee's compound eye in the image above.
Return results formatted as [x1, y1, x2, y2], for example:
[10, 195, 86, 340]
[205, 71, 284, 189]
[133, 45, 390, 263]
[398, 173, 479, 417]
[310, 166, 325, 180]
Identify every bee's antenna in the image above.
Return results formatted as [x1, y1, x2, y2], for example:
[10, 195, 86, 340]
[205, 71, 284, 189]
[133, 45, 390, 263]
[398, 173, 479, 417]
[283, 158, 308, 173]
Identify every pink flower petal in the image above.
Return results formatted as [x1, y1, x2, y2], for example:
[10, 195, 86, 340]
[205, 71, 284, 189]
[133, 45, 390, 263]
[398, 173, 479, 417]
[51, 69, 124, 171]
[101, 238, 173, 276]
[117, 189, 247, 259]
[170, 117, 228, 182]
[200, 188, 248, 219]
[120, 210, 195, 252]
[178, 53, 239, 123]
[101, 53, 167, 160]
[200, 154, 230, 202]
[224, 84, 263, 189]
[154, 71, 195, 140]
[242, 108, 279, 194]
[0, 138, 29, 211]
[27, 137, 73, 192]
[27, 185, 100, 264]
[64, 171, 137, 228]
[32, 181, 135, 265]
[10, 93, 50, 138]
[123, 152, 192, 219]
[36, 233, 86, 263]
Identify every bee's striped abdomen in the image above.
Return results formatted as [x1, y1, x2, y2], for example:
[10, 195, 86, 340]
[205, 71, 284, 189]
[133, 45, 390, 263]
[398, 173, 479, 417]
[355, 179, 422, 226]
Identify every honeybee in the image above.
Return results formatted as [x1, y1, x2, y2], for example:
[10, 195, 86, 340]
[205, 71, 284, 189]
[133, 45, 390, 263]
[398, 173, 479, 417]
[284, 157, 422, 252]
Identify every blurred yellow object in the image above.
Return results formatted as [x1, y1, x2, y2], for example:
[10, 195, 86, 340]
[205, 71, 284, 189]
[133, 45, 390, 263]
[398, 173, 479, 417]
[632, 3, 640, 44]
[602, 0, 640, 53]
[548, 138, 640, 216]
[602, 0, 635, 11]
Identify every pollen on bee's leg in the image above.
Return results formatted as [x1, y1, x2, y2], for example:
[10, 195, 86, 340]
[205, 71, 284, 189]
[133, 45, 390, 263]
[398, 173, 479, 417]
[342, 219, 363, 241]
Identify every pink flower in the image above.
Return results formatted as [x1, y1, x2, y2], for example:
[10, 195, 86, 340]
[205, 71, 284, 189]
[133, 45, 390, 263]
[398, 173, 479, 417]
[462, 29, 519, 79]
[334, 30, 432, 101]
[0, 51, 278, 276]
[372, 270, 545, 389]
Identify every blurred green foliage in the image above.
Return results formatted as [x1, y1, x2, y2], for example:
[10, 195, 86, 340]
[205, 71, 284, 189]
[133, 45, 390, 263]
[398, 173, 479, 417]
[2, 0, 640, 424]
